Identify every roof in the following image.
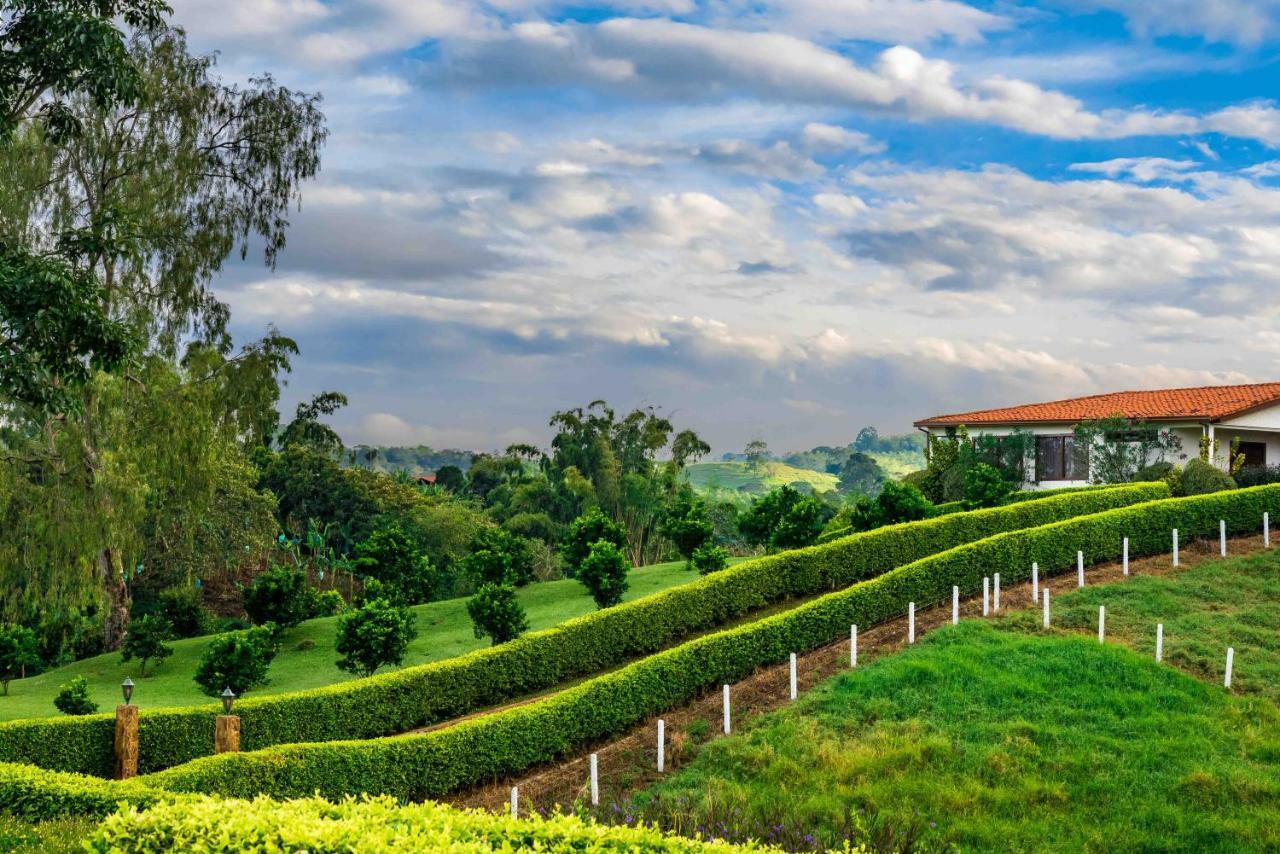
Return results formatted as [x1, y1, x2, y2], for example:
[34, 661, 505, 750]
[915, 381, 1280, 428]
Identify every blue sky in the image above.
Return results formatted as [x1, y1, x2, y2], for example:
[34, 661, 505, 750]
[174, 0, 1280, 453]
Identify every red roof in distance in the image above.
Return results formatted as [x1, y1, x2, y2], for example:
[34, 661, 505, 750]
[915, 381, 1280, 428]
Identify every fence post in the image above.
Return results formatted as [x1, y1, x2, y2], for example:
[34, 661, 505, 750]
[1266, 512, 1271, 548]
[1032, 563, 1039, 603]
[951, 586, 959, 625]
[789, 652, 797, 699]
[1225, 648, 1234, 689]
[1043, 588, 1050, 628]
[657, 719, 665, 772]
[113, 704, 139, 781]
[1098, 606, 1105, 644]
[1077, 551, 1085, 587]
[723, 684, 731, 734]
[1156, 623, 1163, 662]
[994, 573, 1001, 612]
[908, 602, 916, 644]
[214, 715, 240, 755]
[1123, 538, 1129, 576]
[1221, 520, 1227, 557]
[1173, 529, 1179, 566]
[590, 753, 599, 805]
[510, 786, 518, 817]
[983, 577, 990, 616]
[850, 624, 858, 667]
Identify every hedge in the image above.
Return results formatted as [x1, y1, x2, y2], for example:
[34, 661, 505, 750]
[135, 482, 1270, 803]
[0, 482, 1165, 779]
[86, 794, 769, 852]
[0, 761, 172, 821]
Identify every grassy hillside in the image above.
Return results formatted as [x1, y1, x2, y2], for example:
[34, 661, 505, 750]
[633, 550, 1280, 851]
[685, 461, 839, 495]
[0, 558, 739, 722]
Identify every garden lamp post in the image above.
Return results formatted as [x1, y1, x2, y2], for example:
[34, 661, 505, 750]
[215, 686, 241, 754]
[121, 677, 134, 705]
[221, 687, 236, 715]
[115, 678, 139, 780]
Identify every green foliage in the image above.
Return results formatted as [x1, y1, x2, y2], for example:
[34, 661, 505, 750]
[963, 462, 1010, 508]
[353, 522, 439, 604]
[460, 527, 535, 588]
[119, 616, 173, 678]
[659, 490, 713, 566]
[53, 677, 97, 716]
[577, 540, 630, 608]
[560, 507, 627, 577]
[740, 485, 832, 551]
[133, 484, 1277, 803]
[1182, 458, 1236, 496]
[156, 588, 211, 640]
[433, 465, 466, 491]
[311, 590, 345, 618]
[836, 451, 885, 497]
[691, 543, 729, 576]
[0, 483, 1166, 778]
[1073, 416, 1183, 484]
[192, 625, 277, 698]
[822, 480, 934, 540]
[0, 761, 164, 821]
[278, 392, 348, 458]
[334, 599, 416, 678]
[465, 584, 528, 646]
[0, 625, 39, 694]
[242, 566, 313, 630]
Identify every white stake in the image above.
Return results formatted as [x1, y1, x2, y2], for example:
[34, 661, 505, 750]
[908, 602, 916, 644]
[850, 624, 858, 667]
[951, 586, 959, 625]
[1265, 512, 1271, 548]
[1123, 538, 1129, 576]
[1155, 624, 1163, 662]
[1043, 588, 1050, 628]
[510, 786, 518, 817]
[994, 573, 1001, 612]
[1173, 529, 1179, 566]
[1077, 551, 1085, 587]
[789, 652, 797, 699]
[1032, 563, 1039, 604]
[1221, 520, 1227, 557]
[983, 577, 990, 616]
[1225, 647, 1234, 689]
[722, 684, 731, 734]
[1098, 606, 1105, 643]
[589, 753, 599, 805]
[657, 719, 665, 772]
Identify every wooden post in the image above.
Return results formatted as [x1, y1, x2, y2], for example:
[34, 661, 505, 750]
[1042, 588, 1050, 629]
[114, 704, 139, 780]
[1156, 623, 1163, 662]
[1225, 647, 1234, 689]
[215, 715, 241, 754]
[1173, 529, 1179, 566]
[1122, 538, 1129, 576]
[1265, 512, 1270, 548]
[589, 753, 599, 805]
[510, 786, 518, 817]
[908, 602, 915, 644]
[850, 624, 858, 667]
[982, 577, 990, 616]
[1032, 563, 1039, 603]
[993, 573, 1001, 612]
[789, 652, 797, 699]
[722, 684, 731, 734]
[951, 586, 958, 625]
[1098, 606, 1105, 644]
[657, 719, 665, 772]
[1077, 551, 1085, 587]
[1220, 520, 1227, 557]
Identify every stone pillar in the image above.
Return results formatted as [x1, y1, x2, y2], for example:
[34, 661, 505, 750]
[215, 715, 241, 754]
[114, 704, 139, 780]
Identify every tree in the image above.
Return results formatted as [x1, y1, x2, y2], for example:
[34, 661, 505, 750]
[744, 439, 770, 471]
[353, 522, 439, 604]
[691, 543, 729, 575]
[964, 463, 1010, 508]
[278, 392, 348, 457]
[0, 625, 38, 694]
[466, 583, 528, 645]
[460, 527, 536, 588]
[334, 597, 417, 677]
[54, 675, 98, 715]
[193, 624, 278, 697]
[659, 490, 713, 567]
[770, 494, 829, 550]
[577, 540, 630, 609]
[560, 508, 628, 577]
[853, 426, 880, 453]
[119, 614, 172, 676]
[1072, 417, 1182, 485]
[242, 565, 313, 630]
[434, 465, 465, 492]
[875, 480, 933, 525]
[837, 452, 886, 497]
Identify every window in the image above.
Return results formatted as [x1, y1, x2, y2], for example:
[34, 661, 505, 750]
[1035, 435, 1087, 481]
[1238, 441, 1266, 469]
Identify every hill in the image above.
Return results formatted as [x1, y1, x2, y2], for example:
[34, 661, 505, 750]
[684, 461, 839, 495]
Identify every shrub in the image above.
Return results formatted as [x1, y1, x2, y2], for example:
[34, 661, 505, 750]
[157, 587, 212, 639]
[577, 540, 629, 608]
[0, 762, 166, 821]
[53, 677, 98, 716]
[120, 616, 174, 678]
[335, 599, 417, 678]
[560, 509, 627, 577]
[460, 527, 536, 588]
[0, 482, 1168, 778]
[1182, 458, 1236, 496]
[1236, 464, 1280, 489]
[740, 486, 832, 551]
[691, 543, 729, 575]
[353, 523, 439, 604]
[193, 625, 278, 697]
[1135, 461, 1176, 483]
[310, 589, 345, 618]
[142, 485, 1280, 803]
[0, 626, 39, 695]
[876, 480, 934, 524]
[466, 583, 528, 646]
[964, 462, 1010, 508]
[659, 490, 713, 567]
[242, 566, 313, 630]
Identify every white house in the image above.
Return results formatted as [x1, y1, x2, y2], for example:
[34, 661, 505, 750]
[914, 381, 1280, 487]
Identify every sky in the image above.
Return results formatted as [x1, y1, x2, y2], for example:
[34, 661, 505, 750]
[173, 0, 1280, 455]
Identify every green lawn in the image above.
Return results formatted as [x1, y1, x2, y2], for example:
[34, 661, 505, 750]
[685, 461, 839, 494]
[0, 558, 733, 722]
[632, 553, 1280, 852]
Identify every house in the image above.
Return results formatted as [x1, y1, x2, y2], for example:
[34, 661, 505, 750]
[914, 381, 1280, 486]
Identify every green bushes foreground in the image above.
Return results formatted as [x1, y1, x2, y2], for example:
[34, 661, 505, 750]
[129, 482, 1270, 803]
[0, 482, 1165, 779]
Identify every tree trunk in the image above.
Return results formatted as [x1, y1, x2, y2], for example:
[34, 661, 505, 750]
[99, 547, 130, 650]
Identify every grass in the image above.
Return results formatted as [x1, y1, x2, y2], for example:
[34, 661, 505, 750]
[0, 813, 95, 853]
[631, 552, 1280, 851]
[0, 558, 737, 722]
[686, 461, 839, 494]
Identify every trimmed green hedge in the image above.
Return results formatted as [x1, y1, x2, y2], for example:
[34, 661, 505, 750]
[86, 794, 764, 852]
[0, 761, 171, 821]
[136, 482, 1269, 803]
[0, 481, 1165, 779]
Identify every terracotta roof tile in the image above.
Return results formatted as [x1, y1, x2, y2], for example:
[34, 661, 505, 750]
[915, 382, 1280, 427]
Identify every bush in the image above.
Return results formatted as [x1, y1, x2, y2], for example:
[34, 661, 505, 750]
[691, 543, 729, 575]
[0, 626, 39, 695]
[353, 523, 439, 604]
[659, 490, 713, 567]
[964, 462, 1011, 508]
[466, 583, 528, 646]
[560, 509, 627, 577]
[577, 541, 630, 608]
[120, 616, 174, 678]
[53, 677, 98, 716]
[335, 599, 417, 678]
[1135, 461, 1176, 483]
[310, 589, 345, 618]
[0, 482, 1168, 778]
[0, 762, 165, 821]
[157, 587, 212, 639]
[460, 527, 536, 588]
[1235, 463, 1280, 489]
[740, 486, 832, 551]
[242, 566, 313, 630]
[1182, 458, 1236, 496]
[193, 625, 278, 698]
[141, 484, 1280, 803]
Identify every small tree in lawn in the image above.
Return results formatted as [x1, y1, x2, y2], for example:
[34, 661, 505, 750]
[0, 625, 39, 695]
[242, 565, 313, 629]
[353, 522, 440, 604]
[466, 583, 529, 646]
[577, 541, 630, 609]
[461, 527, 537, 588]
[194, 624, 278, 697]
[660, 489, 714, 568]
[691, 543, 729, 575]
[335, 598, 417, 677]
[560, 508, 627, 577]
[54, 676, 98, 715]
[120, 615, 174, 677]
[963, 462, 1010, 508]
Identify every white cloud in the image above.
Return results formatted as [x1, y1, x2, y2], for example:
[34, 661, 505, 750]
[712, 0, 1012, 46]
[1077, 0, 1280, 46]
[1069, 157, 1200, 183]
[801, 123, 885, 154]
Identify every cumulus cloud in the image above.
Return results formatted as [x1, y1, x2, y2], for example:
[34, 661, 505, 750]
[801, 123, 885, 154]
[710, 0, 1011, 46]
[1076, 0, 1280, 46]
